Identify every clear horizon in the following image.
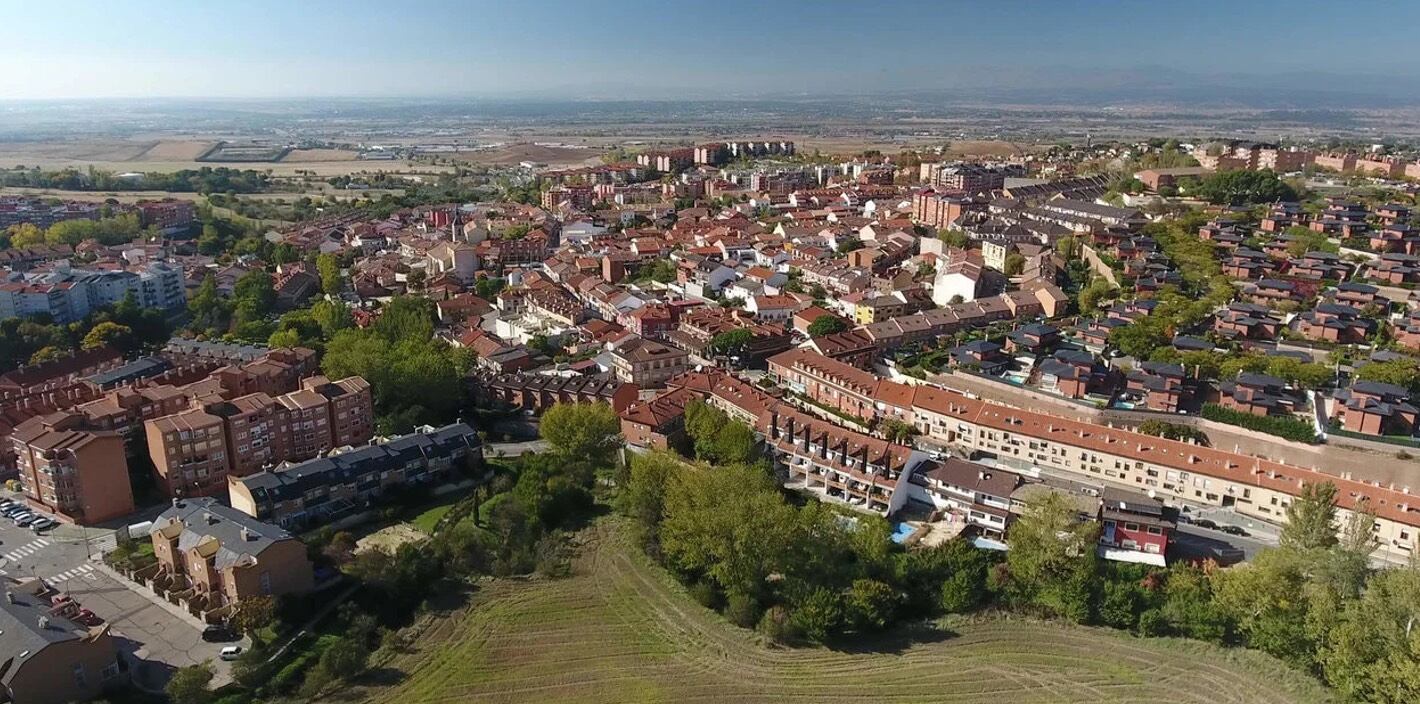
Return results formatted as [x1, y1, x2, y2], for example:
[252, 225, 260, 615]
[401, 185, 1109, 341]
[4, 0, 1420, 101]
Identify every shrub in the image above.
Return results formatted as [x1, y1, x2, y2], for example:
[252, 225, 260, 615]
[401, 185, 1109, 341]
[688, 581, 721, 610]
[724, 591, 761, 629]
[788, 588, 844, 642]
[1201, 404, 1317, 443]
[1138, 608, 1168, 637]
[756, 605, 795, 643]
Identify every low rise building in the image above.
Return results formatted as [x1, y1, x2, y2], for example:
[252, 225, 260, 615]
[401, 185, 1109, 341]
[150, 497, 315, 620]
[0, 578, 126, 704]
[228, 422, 483, 529]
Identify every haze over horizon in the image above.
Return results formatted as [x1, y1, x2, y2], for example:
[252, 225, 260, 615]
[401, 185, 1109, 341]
[5, 0, 1420, 104]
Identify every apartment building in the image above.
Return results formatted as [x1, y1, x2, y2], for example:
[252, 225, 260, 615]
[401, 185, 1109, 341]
[0, 578, 126, 704]
[906, 385, 1420, 561]
[611, 336, 689, 388]
[768, 347, 915, 423]
[228, 422, 483, 529]
[146, 408, 230, 497]
[11, 412, 135, 525]
[150, 497, 314, 617]
[146, 375, 374, 498]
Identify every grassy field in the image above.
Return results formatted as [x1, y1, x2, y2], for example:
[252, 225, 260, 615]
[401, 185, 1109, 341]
[354, 520, 1329, 704]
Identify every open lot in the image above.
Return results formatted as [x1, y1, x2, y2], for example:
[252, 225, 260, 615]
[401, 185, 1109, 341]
[356, 520, 1326, 704]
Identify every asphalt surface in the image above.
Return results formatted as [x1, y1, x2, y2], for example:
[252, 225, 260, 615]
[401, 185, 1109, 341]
[0, 494, 234, 690]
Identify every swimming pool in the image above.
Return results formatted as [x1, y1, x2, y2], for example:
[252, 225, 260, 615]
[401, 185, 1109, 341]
[891, 522, 916, 544]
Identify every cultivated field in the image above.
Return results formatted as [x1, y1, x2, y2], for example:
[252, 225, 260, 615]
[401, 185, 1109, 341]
[356, 521, 1328, 704]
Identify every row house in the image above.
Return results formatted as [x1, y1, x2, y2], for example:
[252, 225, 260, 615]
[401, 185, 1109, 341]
[476, 372, 639, 415]
[664, 307, 794, 364]
[149, 497, 314, 621]
[1367, 254, 1420, 285]
[761, 407, 925, 516]
[1287, 251, 1351, 281]
[1259, 202, 1307, 232]
[1125, 362, 1189, 413]
[905, 385, 1419, 562]
[1005, 322, 1062, 356]
[949, 340, 1010, 375]
[806, 328, 879, 367]
[0, 578, 127, 704]
[1038, 349, 1103, 399]
[1331, 381, 1418, 438]
[1296, 302, 1375, 344]
[1214, 302, 1283, 341]
[618, 385, 701, 450]
[769, 347, 884, 421]
[228, 422, 483, 529]
[1369, 224, 1420, 255]
[1333, 282, 1387, 309]
[145, 376, 374, 498]
[1397, 310, 1420, 352]
[1223, 248, 1276, 279]
[1242, 278, 1304, 306]
[796, 259, 872, 295]
[1218, 372, 1298, 417]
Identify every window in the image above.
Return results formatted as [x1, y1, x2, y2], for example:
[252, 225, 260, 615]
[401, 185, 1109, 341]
[1146, 526, 1162, 535]
[1124, 522, 1139, 531]
[260, 571, 273, 594]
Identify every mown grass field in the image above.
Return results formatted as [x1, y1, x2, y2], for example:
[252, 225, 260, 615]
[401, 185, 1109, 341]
[357, 521, 1330, 704]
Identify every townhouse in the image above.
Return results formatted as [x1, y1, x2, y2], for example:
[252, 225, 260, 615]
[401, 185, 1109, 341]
[149, 497, 315, 619]
[1331, 381, 1418, 437]
[228, 422, 484, 529]
[906, 385, 1419, 561]
[476, 372, 639, 414]
[761, 407, 926, 516]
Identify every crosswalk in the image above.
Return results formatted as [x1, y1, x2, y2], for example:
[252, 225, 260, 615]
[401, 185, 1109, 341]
[2, 538, 50, 562]
[46, 563, 95, 583]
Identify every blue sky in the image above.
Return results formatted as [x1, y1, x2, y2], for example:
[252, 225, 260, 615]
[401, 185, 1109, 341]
[3, 0, 1420, 99]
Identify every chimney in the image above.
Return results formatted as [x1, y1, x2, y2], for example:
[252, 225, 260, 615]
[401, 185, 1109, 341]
[4, 591, 14, 604]
[38, 616, 50, 630]
[241, 527, 252, 542]
[769, 411, 780, 440]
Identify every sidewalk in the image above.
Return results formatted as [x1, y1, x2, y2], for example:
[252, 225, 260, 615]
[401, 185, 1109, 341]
[93, 560, 209, 630]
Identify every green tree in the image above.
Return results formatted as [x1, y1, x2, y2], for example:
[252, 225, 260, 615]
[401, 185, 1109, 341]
[836, 237, 865, 254]
[165, 663, 214, 704]
[28, 345, 67, 365]
[1356, 357, 1420, 393]
[844, 578, 899, 631]
[1281, 481, 1339, 550]
[8, 223, 44, 248]
[1004, 252, 1026, 276]
[709, 328, 753, 357]
[938, 228, 969, 249]
[81, 321, 134, 352]
[619, 450, 682, 548]
[539, 402, 623, 466]
[318, 635, 370, 682]
[1005, 492, 1100, 622]
[806, 315, 848, 337]
[317, 252, 343, 294]
[229, 595, 275, 640]
[788, 587, 844, 642]
[1195, 169, 1297, 206]
[197, 223, 224, 255]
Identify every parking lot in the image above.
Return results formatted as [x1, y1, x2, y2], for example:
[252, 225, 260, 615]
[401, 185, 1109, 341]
[0, 496, 236, 690]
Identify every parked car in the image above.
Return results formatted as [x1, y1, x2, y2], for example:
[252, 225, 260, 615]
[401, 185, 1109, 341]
[75, 608, 103, 626]
[219, 646, 244, 661]
[1193, 519, 1218, 530]
[13, 514, 38, 527]
[1220, 525, 1249, 537]
[29, 518, 57, 532]
[203, 625, 238, 642]
[1, 505, 28, 517]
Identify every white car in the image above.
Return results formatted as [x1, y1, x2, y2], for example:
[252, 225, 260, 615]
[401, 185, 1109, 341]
[219, 646, 244, 661]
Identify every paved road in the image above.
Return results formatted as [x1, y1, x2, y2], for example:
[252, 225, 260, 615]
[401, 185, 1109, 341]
[487, 439, 549, 456]
[0, 496, 233, 689]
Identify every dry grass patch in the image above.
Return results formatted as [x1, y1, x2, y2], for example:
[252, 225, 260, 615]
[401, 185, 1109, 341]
[356, 520, 1329, 704]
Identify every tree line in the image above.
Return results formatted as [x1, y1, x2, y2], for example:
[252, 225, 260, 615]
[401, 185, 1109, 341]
[616, 410, 1418, 700]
